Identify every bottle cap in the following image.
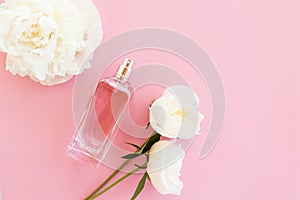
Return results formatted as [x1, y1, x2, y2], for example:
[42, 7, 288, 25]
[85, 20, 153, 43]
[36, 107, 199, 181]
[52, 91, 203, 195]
[116, 58, 133, 81]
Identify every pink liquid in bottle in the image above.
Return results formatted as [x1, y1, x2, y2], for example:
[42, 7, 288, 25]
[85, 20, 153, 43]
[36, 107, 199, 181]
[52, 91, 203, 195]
[95, 82, 129, 137]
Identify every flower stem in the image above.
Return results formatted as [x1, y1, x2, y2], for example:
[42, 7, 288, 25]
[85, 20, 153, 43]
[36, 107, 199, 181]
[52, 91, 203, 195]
[85, 131, 157, 199]
[84, 159, 131, 200]
[86, 163, 147, 200]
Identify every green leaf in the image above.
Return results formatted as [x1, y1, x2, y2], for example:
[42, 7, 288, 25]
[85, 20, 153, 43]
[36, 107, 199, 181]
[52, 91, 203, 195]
[140, 132, 157, 149]
[125, 142, 141, 150]
[146, 122, 150, 129]
[141, 133, 161, 153]
[146, 173, 151, 181]
[134, 164, 147, 169]
[122, 153, 142, 160]
[130, 173, 148, 200]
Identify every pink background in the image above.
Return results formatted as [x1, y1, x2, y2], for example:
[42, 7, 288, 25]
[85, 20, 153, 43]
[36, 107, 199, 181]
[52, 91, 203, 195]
[0, 0, 299, 199]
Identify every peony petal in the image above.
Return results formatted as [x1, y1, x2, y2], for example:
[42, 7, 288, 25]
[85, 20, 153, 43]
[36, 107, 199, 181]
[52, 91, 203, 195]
[149, 85, 204, 139]
[164, 85, 199, 109]
[0, 0, 103, 85]
[147, 140, 185, 195]
[71, 0, 103, 73]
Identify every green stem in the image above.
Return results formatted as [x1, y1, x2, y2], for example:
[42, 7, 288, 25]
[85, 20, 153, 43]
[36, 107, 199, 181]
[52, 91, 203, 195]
[84, 159, 131, 200]
[87, 163, 146, 200]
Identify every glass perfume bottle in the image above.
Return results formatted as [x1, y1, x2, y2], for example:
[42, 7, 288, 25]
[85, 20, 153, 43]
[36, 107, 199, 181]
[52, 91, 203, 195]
[67, 58, 134, 166]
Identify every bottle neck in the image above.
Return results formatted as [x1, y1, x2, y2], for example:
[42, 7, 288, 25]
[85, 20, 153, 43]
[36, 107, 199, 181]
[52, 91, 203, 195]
[115, 76, 128, 82]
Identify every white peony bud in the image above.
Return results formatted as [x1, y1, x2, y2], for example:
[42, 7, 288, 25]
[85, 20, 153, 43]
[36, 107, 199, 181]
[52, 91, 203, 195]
[147, 140, 185, 195]
[149, 85, 204, 139]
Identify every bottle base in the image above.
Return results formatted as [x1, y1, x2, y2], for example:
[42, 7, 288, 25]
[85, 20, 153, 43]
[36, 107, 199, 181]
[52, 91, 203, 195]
[66, 141, 102, 168]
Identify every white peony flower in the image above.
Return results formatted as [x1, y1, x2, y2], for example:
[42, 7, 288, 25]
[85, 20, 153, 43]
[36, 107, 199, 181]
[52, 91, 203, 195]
[147, 140, 185, 195]
[0, 0, 102, 85]
[149, 85, 204, 139]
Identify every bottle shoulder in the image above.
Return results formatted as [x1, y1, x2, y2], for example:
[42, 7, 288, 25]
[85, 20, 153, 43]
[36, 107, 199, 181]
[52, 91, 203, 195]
[97, 77, 132, 96]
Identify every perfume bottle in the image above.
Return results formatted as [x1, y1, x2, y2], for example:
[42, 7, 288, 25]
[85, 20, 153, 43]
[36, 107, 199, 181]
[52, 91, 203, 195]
[67, 58, 134, 166]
